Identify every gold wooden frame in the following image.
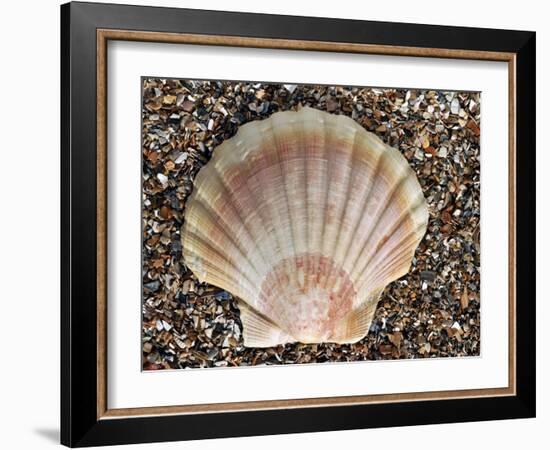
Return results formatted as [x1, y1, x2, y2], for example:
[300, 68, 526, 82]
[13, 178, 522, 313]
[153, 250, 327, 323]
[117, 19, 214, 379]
[96, 29, 516, 420]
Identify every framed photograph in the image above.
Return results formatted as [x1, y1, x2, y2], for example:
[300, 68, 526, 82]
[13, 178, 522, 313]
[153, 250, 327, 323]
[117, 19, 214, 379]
[60, 1, 536, 447]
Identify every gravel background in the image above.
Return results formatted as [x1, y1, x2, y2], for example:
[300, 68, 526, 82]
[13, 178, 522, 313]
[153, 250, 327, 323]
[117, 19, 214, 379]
[141, 78, 480, 370]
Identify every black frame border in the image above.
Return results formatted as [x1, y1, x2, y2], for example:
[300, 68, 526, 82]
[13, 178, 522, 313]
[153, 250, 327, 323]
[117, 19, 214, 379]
[61, 2, 536, 447]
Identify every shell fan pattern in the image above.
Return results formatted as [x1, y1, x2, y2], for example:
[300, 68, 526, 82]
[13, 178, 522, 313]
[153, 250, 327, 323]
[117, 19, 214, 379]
[181, 107, 428, 347]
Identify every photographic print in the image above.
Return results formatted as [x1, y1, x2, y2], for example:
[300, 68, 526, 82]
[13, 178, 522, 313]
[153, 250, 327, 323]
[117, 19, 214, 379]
[141, 79, 481, 370]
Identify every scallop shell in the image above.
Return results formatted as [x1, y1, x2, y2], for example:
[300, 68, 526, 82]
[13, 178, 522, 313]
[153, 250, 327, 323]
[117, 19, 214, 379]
[182, 107, 428, 347]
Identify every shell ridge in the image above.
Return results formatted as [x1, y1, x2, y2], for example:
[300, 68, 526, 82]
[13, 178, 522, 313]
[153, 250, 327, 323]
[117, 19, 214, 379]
[365, 242, 416, 290]
[184, 151, 272, 280]
[358, 221, 427, 293]
[182, 228, 257, 299]
[371, 197, 428, 258]
[242, 158, 287, 269]
[321, 125, 364, 298]
[336, 148, 383, 288]
[184, 198, 261, 281]
[183, 247, 247, 298]
[300, 112, 329, 294]
[351, 193, 426, 285]
[301, 114, 310, 293]
[208, 160, 273, 275]
[345, 162, 413, 285]
[357, 226, 427, 294]
[360, 245, 416, 294]
[212, 123, 304, 321]
[239, 151, 289, 268]
[336, 145, 388, 298]
[313, 113, 332, 298]
[245, 172, 300, 326]
[342, 297, 379, 342]
[188, 135, 237, 203]
[333, 131, 395, 267]
[279, 117, 308, 283]
[363, 244, 416, 292]
[246, 118, 304, 332]
[238, 300, 295, 347]
[326, 124, 360, 274]
[243, 131, 295, 328]
[320, 125, 357, 292]
[255, 120, 300, 330]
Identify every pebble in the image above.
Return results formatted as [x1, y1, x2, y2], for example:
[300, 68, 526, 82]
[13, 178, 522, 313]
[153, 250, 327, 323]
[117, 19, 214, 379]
[450, 98, 460, 115]
[174, 152, 188, 164]
[157, 173, 168, 187]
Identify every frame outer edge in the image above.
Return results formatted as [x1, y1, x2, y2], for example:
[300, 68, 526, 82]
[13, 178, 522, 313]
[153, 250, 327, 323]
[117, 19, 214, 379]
[60, 1, 536, 446]
[71, 1, 532, 52]
[514, 32, 536, 416]
[62, 2, 103, 447]
[60, 2, 72, 447]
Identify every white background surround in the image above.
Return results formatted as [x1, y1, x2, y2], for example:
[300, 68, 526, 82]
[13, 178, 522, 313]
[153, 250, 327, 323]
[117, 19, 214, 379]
[1, 1, 547, 449]
[108, 40, 509, 409]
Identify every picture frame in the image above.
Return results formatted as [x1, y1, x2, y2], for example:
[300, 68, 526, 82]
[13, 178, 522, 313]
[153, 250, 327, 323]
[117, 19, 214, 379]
[60, 1, 536, 447]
